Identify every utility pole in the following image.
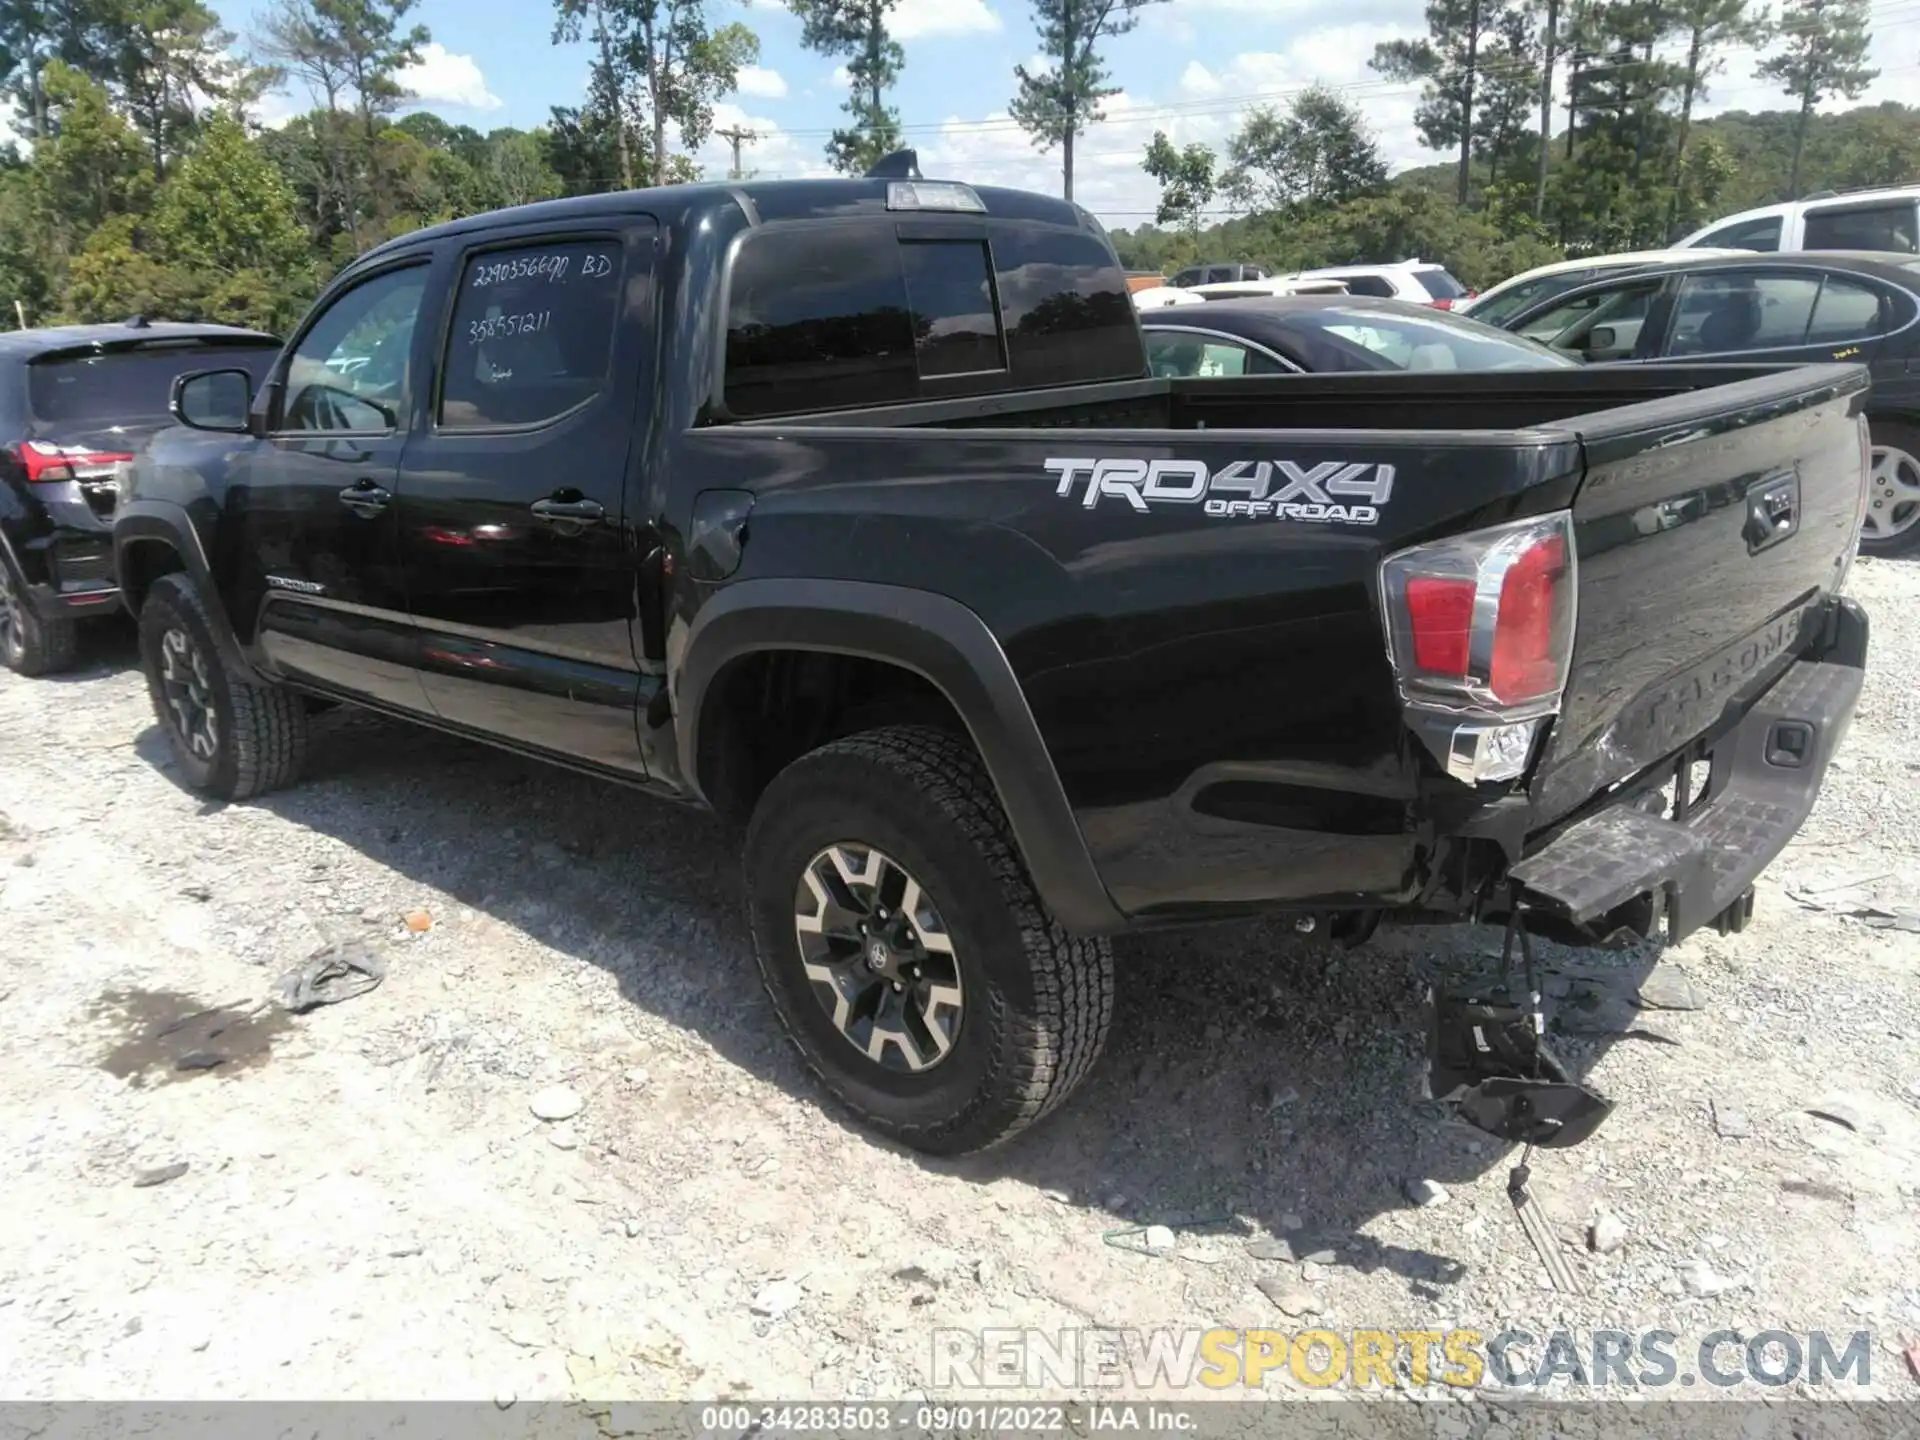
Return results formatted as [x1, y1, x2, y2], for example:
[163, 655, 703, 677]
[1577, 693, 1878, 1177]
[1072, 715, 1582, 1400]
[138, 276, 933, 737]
[716, 125, 760, 180]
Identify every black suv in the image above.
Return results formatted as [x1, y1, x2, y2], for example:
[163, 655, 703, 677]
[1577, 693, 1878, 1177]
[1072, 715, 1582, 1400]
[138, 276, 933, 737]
[0, 320, 280, 674]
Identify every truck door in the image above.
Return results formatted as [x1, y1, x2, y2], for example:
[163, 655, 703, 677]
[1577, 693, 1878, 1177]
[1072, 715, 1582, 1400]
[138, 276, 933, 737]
[394, 220, 654, 776]
[243, 258, 436, 712]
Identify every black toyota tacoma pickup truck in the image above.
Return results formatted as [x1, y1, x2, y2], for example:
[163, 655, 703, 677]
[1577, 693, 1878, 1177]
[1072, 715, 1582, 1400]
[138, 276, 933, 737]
[111, 163, 1871, 1155]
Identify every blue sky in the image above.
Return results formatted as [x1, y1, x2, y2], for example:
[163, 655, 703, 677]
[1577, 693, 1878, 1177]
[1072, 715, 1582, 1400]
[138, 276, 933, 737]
[225, 0, 1920, 227]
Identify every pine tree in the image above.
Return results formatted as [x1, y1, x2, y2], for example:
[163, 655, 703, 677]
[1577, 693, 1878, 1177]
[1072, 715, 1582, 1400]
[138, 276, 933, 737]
[1756, 0, 1875, 195]
[1009, 0, 1144, 201]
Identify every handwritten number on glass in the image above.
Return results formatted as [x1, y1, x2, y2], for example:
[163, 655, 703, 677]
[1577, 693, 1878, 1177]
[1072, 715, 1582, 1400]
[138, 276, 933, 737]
[467, 311, 552, 345]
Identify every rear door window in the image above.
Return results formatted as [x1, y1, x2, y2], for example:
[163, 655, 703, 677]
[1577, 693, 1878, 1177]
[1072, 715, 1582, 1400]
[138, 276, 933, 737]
[28, 342, 280, 427]
[1802, 201, 1919, 253]
[439, 239, 625, 429]
[1666, 273, 1821, 354]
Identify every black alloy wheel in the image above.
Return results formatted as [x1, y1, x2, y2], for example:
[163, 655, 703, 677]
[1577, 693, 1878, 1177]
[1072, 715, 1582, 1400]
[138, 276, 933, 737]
[794, 841, 966, 1073]
[156, 622, 220, 763]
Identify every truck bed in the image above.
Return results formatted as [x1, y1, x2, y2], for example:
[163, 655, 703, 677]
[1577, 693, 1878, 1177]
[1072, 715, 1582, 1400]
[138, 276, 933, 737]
[732, 362, 1857, 436]
[700, 361, 1870, 924]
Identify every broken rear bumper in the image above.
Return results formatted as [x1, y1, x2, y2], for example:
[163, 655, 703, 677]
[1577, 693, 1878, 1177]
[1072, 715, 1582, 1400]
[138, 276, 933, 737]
[1510, 597, 1866, 944]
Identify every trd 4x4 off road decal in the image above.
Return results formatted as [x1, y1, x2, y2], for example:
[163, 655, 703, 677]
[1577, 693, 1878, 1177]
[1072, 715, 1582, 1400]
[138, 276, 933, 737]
[1044, 457, 1394, 525]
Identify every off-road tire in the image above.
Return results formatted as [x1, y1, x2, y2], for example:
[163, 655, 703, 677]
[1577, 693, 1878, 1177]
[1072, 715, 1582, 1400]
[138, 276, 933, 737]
[0, 554, 79, 677]
[138, 572, 308, 800]
[1863, 418, 1920, 558]
[743, 724, 1114, 1155]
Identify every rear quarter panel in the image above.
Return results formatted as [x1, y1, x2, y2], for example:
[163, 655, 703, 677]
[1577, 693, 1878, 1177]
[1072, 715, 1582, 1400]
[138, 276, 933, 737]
[674, 422, 1582, 919]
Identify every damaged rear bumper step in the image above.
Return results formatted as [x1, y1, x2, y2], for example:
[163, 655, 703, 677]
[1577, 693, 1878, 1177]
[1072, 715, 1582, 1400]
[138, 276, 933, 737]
[1510, 640, 1865, 944]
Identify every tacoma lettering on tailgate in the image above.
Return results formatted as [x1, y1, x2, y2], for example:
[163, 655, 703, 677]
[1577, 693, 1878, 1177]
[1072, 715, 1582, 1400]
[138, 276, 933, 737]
[1046, 457, 1394, 525]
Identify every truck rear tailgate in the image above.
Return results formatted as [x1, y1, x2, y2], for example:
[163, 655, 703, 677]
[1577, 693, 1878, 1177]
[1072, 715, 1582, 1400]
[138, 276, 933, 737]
[1527, 364, 1870, 829]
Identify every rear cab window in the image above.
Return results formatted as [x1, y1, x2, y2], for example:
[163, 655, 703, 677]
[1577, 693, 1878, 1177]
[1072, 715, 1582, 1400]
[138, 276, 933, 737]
[27, 341, 279, 427]
[722, 218, 1143, 419]
[439, 239, 625, 429]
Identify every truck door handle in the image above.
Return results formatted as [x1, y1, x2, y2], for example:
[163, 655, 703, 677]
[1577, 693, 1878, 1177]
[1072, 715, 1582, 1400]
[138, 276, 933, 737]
[339, 481, 390, 517]
[530, 496, 606, 525]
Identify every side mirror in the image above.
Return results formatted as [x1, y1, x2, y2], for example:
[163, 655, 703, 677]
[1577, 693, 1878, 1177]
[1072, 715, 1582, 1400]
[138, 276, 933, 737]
[1585, 326, 1617, 354]
[171, 368, 256, 434]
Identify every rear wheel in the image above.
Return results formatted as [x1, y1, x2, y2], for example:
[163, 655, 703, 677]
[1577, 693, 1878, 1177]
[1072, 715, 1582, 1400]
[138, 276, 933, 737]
[0, 554, 79, 677]
[743, 725, 1114, 1155]
[1863, 420, 1920, 556]
[138, 572, 308, 800]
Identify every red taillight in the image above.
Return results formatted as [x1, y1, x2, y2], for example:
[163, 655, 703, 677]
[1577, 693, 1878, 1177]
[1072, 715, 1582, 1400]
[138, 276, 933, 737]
[1489, 532, 1568, 703]
[17, 441, 135, 483]
[1406, 575, 1475, 675]
[1381, 512, 1576, 716]
[1430, 297, 1455, 310]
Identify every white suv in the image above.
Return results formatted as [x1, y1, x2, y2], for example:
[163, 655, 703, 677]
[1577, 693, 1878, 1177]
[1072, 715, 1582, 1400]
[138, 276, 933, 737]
[1677, 186, 1920, 254]
[1285, 259, 1474, 308]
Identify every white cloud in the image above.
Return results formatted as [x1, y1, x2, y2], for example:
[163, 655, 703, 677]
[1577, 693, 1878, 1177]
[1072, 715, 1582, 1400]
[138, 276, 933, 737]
[831, 64, 854, 88]
[398, 43, 502, 112]
[1178, 61, 1222, 99]
[734, 65, 789, 99]
[893, 0, 1001, 40]
[251, 90, 303, 131]
[905, 20, 1433, 225]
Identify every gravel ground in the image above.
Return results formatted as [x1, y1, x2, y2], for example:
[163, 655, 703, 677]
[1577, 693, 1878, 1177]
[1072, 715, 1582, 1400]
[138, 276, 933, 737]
[0, 558, 1917, 1409]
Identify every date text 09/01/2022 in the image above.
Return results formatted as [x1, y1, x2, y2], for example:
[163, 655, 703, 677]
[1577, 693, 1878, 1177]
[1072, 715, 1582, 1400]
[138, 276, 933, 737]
[695, 1404, 1193, 1433]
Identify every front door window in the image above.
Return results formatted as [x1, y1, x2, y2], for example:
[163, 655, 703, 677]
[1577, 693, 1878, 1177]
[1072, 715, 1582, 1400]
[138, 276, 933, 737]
[278, 266, 429, 433]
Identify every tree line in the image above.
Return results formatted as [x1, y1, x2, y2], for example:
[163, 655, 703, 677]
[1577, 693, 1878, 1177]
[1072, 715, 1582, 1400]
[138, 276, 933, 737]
[1125, 0, 1894, 284]
[0, 0, 1905, 328]
[0, 0, 1163, 330]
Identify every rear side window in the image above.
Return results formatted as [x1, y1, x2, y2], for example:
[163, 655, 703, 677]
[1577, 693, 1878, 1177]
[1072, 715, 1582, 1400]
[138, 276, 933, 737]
[724, 222, 1140, 417]
[1802, 201, 1918, 253]
[27, 343, 279, 426]
[1806, 276, 1887, 342]
[1412, 267, 1468, 299]
[439, 239, 624, 430]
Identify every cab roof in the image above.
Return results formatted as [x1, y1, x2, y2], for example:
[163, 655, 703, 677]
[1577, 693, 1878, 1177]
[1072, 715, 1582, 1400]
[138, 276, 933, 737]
[355, 175, 1106, 269]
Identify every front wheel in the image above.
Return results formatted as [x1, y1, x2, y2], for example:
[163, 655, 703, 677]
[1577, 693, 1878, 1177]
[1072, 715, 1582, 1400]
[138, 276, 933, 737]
[1864, 420, 1920, 557]
[743, 725, 1114, 1155]
[138, 572, 308, 800]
